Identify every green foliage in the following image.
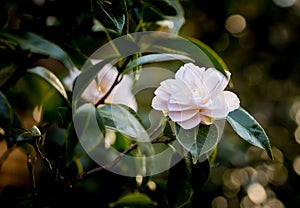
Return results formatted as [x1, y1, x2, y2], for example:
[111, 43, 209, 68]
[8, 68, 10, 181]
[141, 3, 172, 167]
[0, 0, 273, 207]
[227, 107, 273, 159]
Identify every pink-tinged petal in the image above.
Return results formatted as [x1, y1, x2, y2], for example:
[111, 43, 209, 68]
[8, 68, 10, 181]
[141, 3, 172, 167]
[165, 78, 193, 105]
[200, 115, 214, 125]
[168, 109, 199, 122]
[81, 80, 102, 105]
[97, 64, 118, 95]
[223, 91, 240, 112]
[152, 96, 168, 111]
[168, 102, 196, 111]
[203, 68, 230, 95]
[201, 93, 228, 118]
[154, 87, 171, 101]
[106, 74, 138, 111]
[175, 63, 205, 83]
[177, 112, 201, 129]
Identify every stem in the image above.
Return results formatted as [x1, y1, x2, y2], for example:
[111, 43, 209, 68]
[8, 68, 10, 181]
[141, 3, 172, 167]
[79, 143, 138, 180]
[95, 72, 122, 107]
[123, 0, 129, 34]
[27, 154, 37, 197]
[94, 55, 133, 108]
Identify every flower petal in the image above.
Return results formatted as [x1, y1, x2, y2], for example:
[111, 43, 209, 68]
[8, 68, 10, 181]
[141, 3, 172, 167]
[106, 74, 138, 111]
[224, 91, 240, 112]
[152, 96, 168, 111]
[168, 102, 196, 111]
[177, 112, 201, 129]
[169, 109, 199, 122]
[203, 68, 230, 95]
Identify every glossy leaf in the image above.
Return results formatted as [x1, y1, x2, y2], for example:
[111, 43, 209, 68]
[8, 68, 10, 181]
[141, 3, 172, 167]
[27, 66, 69, 101]
[174, 123, 219, 164]
[98, 104, 150, 143]
[123, 53, 194, 74]
[227, 107, 273, 159]
[109, 192, 157, 208]
[187, 37, 228, 75]
[0, 30, 74, 70]
[93, 0, 125, 34]
[73, 103, 105, 156]
[142, 0, 184, 33]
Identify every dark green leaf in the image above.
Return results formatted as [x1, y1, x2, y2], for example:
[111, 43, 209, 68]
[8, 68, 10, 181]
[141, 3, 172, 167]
[142, 0, 184, 33]
[123, 53, 194, 74]
[0, 64, 18, 87]
[27, 66, 69, 102]
[0, 30, 74, 70]
[166, 153, 193, 208]
[0, 91, 13, 124]
[0, 8, 8, 30]
[174, 123, 220, 164]
[16, 126, 42, 143]
[109, 192, 157, 208]
[190, 158, 210, 207]
[227, 107, 273, 159]
[93, 0, 125, 34]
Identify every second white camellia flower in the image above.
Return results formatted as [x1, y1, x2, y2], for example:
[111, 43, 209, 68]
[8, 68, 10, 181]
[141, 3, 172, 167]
[151, 63, 240, 129]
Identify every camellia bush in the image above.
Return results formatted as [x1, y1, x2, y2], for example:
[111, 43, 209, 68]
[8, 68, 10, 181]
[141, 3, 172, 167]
[0, 0, 272, 207]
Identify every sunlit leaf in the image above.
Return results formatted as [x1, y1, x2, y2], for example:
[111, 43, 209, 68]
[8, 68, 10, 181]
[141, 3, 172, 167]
[0, 30, 74, 70]
[27, 66, 69, 101]
[187, 37, 228, 75]
[174, 123, 219, 164]
[227, 107, 273, 159]
[123, 53, 194, 74]
[109, 192, 157, 208]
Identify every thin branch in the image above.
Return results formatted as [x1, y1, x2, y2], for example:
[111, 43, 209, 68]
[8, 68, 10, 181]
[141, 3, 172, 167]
[27, 154, 37, 197]
[95, 72, 123, 107]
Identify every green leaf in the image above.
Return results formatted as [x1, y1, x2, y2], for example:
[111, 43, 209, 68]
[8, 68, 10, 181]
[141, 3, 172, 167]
[98, 104, 154, 175]
[73, 103, 105, 154]
[227, 107, 273, 159]
[16, 126, 42, 143]
[142, 0, 185, 33]
[0, 30, 74, 70]
[0, 8, 8, 30]
[98, 104, 150, 143]
[27, 66, 69, 102]
[109, 192, 157, 208]
[166, 153, 193, 208]
[93, 0, 125, 34]
[0, 91, 13, 124]
[122, 53, 194, 74]
[174, 123, 219, 164]
[187, 37, 228, 75]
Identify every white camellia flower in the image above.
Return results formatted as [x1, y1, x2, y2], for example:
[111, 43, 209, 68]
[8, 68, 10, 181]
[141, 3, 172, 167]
[63, 60, 137, 111]
[151, 63, 240, 129]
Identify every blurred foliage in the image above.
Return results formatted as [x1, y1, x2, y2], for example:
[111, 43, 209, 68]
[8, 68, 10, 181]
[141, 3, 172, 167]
[0, 0, 299, 208]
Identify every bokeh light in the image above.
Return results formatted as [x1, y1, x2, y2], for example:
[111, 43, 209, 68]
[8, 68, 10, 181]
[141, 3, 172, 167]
[225, 14, 247, 34]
